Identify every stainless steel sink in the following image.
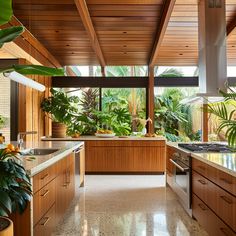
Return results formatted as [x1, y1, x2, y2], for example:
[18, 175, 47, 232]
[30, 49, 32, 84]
[21, 148, 59, 156]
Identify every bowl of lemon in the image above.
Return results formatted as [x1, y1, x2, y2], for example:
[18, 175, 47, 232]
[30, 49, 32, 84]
[95, 129, 116, 138]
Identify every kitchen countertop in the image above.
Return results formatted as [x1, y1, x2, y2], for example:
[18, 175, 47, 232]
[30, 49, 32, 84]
[7, 141, 84, 176]
[167, 142, 236, 177]
[41, 135, 166, 141]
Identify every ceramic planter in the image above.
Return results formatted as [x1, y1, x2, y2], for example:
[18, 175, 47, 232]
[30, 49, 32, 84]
[0, 217, 13, 236]
[52, 122, 67, 138]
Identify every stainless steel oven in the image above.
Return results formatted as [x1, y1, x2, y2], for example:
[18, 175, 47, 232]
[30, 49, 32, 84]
[169, 150, 192, 216]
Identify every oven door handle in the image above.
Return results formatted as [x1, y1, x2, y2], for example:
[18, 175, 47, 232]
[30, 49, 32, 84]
[170, 159, 189, 172]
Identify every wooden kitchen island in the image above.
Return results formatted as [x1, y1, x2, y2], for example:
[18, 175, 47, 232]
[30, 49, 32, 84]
[42, 136, 166, 174]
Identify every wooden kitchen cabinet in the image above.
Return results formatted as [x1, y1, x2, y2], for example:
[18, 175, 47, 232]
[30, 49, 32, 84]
[192, 158, 236, 234]
[55, 153, 75, 225]
[34, 204, 56, 236]
[192, 194, 235, 236]
[85, 140, 166, 173]
[11, 151, 77, 236]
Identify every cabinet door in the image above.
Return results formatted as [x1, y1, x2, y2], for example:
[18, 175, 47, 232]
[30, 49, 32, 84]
[34, 204, 56, 236]
[193, 194, 235, 236]
[55, 157, 67, 224]
[33, 178, 56, 226]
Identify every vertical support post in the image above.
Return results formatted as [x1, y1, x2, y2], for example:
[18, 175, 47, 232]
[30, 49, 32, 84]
[101, 66, 106, 77]
[202, 104, 208, 142]
[100, 66, 106, 111]
[148, 66, 155, 133]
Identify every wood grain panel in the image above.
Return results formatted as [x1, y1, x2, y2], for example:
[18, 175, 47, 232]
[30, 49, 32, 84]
[34, 204, 56, 236]
[33, 178, 56, 226]
[192, 159, 236, 232]
[18, 59, 51, 141]
[85, 140, 165, 173]
[192, 158, 236, 196]
[192, 194, 235, 236]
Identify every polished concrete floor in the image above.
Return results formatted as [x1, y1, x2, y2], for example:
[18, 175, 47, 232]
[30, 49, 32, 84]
[53, 175, 208, 236]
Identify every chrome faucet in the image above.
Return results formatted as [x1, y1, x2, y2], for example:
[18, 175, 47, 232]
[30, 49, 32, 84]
[17, 131, 37, 149]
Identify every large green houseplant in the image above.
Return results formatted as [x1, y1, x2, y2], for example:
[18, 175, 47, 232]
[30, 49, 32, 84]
[41, 88, 79, 138]
[0, 144, 32, 235]
[0, 0, 64, 79]
[207, 87, 236, 148]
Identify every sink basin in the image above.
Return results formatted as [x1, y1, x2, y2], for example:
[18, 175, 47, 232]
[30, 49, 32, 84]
[21, 148, 59, 156]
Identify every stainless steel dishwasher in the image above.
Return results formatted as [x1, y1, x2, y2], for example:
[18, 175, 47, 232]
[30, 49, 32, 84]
[74, 145, 85, 188]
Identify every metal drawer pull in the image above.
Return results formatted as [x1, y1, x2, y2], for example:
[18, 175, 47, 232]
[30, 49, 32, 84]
[170, 159, 189, 172]
[220, 227, 231, 236]
[40, 190, 50, 197]
[220, 196, 233, 204]
[198, 179, 207, 185]
[40, 173, 49, 180]
[198, 203, 207, 211]
[40, 217, 50, 226]
[220, 178, 232, 185]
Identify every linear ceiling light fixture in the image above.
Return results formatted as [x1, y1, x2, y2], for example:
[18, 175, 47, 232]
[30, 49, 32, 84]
[4, 71, 46, 92]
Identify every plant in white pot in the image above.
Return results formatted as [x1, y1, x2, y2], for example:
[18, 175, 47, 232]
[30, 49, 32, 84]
[0, 144, 32, 236]
[41, 89, 80, 138]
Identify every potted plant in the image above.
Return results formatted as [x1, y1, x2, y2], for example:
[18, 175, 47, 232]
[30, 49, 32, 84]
[66, 120, 83, 138]
[41, 88, 79, 138]
[0, 144, 32, 236]
[207, 87, 236, 148]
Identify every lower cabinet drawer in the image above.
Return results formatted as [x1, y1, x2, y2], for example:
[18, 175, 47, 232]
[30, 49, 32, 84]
[33, 179, 56, 226]
[192, 170, 236, 231]
[192, 194, 235, 236]
[34, 204, 56, 236]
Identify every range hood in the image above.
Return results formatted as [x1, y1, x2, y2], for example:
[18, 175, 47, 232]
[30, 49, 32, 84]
[183, 0, 228, 104]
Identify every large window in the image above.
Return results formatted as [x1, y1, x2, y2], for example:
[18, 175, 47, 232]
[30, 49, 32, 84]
[154, 86, 201, 142]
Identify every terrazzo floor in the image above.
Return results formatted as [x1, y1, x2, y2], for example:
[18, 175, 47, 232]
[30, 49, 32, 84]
[52, 175, 208, 236]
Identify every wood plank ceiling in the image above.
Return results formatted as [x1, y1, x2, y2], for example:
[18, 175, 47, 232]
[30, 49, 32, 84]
[11, 0, 236, 66]
[156, 0, 236, 66]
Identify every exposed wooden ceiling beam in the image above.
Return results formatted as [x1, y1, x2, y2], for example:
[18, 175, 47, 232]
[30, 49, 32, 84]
[149, 0, 175, 67]
[0, 16, 61, 67]
[227, 15, 236, 37]
[74, 0, 106, 67]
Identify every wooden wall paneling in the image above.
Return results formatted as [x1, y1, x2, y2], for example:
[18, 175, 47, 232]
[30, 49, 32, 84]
[17, 59, 51, 141]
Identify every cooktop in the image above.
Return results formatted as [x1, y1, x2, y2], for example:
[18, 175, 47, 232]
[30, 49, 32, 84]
[178, 143, 234, 153]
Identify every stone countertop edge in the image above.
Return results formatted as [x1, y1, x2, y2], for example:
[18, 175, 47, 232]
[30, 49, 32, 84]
[41, 135, 166, 141]
[191, 152, 236, 177]
[166, 142, 236, 177]
[20, 141, 84, 177]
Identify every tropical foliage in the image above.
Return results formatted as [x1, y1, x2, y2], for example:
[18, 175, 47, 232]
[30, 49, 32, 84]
[207, 87, 236, 148]
[0, 145, 32, 216]
[41, 88, 79, 124]
[0, 115, 7, 129]
[154, 68, 201, 142]
[0, 0, 64, 77]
